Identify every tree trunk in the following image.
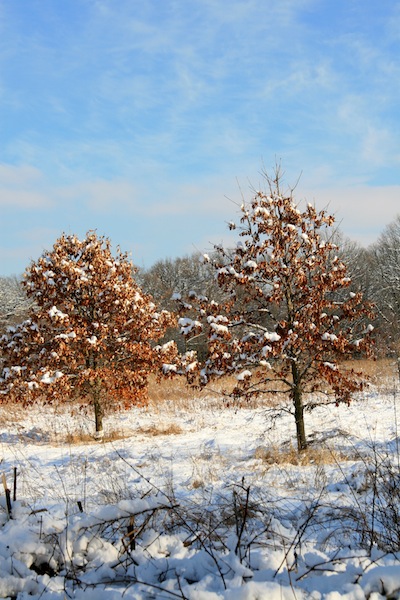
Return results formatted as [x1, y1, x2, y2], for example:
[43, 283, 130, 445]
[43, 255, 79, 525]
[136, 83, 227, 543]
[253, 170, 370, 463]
[94, 399, 104, 437]
[291, 362, 307, 451]
[293, 385, 307, 452]
[91, 376, 104, 439]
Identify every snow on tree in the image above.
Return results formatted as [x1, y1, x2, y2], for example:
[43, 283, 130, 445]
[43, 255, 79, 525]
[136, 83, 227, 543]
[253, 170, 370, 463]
[138, 253, 222, 312]
[172, 172, 375, 451]
[0, 232, 177, 436]
[138, 253, 228, 357]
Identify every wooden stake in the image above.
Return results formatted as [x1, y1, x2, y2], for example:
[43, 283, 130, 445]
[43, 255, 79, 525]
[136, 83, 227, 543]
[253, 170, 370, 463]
[13, 467, 17, 502]
[127, 515, 136, 551]
[2, 473, 12, 519]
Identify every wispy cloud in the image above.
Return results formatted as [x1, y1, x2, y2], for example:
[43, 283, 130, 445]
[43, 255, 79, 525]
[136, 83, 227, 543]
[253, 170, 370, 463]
[0, 164, 53, 208]
[301, 185, 400, 246]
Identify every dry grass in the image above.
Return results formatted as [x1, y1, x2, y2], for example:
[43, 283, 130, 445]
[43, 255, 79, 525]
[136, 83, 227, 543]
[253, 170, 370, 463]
[147, 375, 199, 405]
[147, 373, 286, 411]
[63, 429, 135, 445]
[189, 447, 228, 489]
[342, 357, 392, 378]
[147, 358, 396, 410]
[135, 423, 184, 436]
[147, 374, 235, 411]
[0, 359, 395, 446]
[342, 357, 399, 394]
[0, 403, 28, 426]
[254, 443, 350, 466]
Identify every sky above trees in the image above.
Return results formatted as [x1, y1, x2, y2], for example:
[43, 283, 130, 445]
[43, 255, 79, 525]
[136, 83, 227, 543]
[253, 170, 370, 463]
[1, 0, 400, 275]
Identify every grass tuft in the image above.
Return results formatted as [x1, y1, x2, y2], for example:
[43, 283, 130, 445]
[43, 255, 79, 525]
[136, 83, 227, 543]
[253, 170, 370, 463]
[64, 429, 134, 444]
[135, 423, 184, 436]
[254, 443, 348, 466]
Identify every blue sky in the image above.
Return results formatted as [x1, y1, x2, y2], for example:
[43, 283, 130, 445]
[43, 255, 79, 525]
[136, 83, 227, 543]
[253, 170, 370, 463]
[1, 0, 400, 275]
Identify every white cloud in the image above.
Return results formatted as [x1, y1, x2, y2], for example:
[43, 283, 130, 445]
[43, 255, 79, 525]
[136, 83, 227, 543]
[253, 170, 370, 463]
[63, 179, 141, 214]
[301, 185, 400, 246]
[0, 189, 51, 209]
[0, 164, 53, 208]
[0, 163, 42, 186]
[335, 94, 400, 169]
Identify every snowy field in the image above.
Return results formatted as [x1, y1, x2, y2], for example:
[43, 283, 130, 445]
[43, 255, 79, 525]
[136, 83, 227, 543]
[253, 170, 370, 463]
[1, 379, 400, 599]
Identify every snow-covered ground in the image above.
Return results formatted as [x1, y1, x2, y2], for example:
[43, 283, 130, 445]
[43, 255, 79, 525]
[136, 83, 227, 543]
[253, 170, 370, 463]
[1, 381, 400, 599]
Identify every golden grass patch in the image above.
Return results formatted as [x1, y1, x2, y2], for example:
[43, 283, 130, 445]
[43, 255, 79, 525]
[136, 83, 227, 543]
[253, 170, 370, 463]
[341, 357, 399, 395]
[63, 429, 135, 445]
[254, 443, 350, 466]
[147, 373, 286, 410]
[0, 403, 29, 426]
[148, 358, 399, 410]
[135, 423, 184, 436]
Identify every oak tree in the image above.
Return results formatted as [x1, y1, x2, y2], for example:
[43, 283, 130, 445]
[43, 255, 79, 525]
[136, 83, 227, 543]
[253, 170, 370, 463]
[0, 232, 176, 436]
[172, 173, 375, 451]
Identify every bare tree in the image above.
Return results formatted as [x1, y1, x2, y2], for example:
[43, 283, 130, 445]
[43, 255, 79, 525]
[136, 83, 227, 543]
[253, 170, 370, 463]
[331, 233, 375, 299]
[0, 276, 32, 332]
[172, 171, 375, 451]
[138, 253, 225, 357]
[369, 215, 400, 370]
[0, 232, 176, 436]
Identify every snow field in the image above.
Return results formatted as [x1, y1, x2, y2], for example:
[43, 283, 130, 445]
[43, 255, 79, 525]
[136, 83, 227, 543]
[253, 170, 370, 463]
[0, 382, 400, 598]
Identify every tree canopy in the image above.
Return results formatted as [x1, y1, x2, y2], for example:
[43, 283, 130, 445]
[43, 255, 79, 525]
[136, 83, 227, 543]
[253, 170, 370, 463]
[0, 231, 176, 435]
[172, 173, 375, 450]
